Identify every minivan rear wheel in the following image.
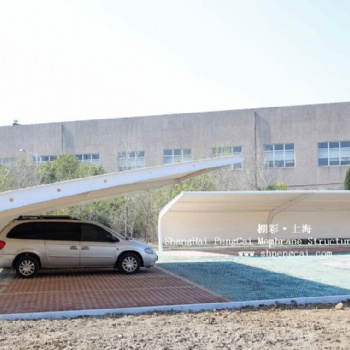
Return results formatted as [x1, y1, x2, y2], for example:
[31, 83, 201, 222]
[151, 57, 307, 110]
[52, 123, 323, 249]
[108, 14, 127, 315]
[15, 256, 39, 278]
[118, 253, 141, 274]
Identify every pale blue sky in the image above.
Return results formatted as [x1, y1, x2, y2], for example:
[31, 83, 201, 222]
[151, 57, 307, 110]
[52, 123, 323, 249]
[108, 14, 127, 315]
[0, 0, 349, 126]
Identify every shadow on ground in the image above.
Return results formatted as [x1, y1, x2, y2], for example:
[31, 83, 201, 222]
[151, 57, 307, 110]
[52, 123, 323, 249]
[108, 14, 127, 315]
[159, 261, 350, 301]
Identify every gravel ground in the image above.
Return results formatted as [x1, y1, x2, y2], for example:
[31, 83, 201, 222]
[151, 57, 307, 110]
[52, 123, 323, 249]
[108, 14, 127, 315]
[0, 303, 349, 349]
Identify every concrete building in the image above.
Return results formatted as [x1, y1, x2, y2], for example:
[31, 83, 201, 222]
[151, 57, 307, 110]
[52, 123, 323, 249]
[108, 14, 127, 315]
[1, 101, 350, 190]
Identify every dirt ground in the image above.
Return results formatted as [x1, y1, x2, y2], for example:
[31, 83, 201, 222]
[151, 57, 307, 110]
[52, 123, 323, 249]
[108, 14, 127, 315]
[0, 302, 349, 349]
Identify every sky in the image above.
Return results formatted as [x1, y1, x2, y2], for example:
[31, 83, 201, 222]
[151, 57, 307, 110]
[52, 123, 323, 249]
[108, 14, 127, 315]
[0, 0, 350, 127]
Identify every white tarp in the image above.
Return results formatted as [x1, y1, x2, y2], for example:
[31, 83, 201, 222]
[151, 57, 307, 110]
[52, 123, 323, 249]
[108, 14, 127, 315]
[0, 156, 242, 227]
[158, 191, 350, 251]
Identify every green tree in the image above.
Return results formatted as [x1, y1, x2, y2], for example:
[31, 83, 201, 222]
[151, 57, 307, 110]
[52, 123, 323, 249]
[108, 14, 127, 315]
[344, 168, 350, 190]
[0, 160, 43, 191]
[153, 173, 217, 211]
[0, 164, 11, 192]
[257, 182, 287, 190]
[38, 155, 105, 183]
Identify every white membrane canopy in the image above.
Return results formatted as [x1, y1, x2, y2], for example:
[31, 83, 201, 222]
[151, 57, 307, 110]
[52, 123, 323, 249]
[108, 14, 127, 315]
[158, 191, 350, 251]
[0, 156, 242, 227]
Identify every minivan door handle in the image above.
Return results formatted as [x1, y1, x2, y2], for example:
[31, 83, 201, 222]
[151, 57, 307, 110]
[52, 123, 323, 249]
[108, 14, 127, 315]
[81, 246, 90, 250]
[70, 245, 78, 250]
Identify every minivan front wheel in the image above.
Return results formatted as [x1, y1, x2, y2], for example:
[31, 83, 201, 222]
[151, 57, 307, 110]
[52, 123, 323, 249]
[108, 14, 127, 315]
[118, 253, 141, 274]
[15, 256, 39, 278]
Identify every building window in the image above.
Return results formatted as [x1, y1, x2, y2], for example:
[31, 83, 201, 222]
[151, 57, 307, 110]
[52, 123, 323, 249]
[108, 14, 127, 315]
[318, 141, 350, 166]
[212, 146, 243, 169]
[264, 143, 295, 168]
[0, 158, 14, 166]
[35, 155, 58, 164]
[117, 151, 145, 171]
[163, 149, 192, 164]
[76, 153, 100, 165]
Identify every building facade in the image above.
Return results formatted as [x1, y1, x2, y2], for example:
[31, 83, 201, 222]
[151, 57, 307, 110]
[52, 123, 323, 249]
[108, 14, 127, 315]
[1, 101, 350, 190]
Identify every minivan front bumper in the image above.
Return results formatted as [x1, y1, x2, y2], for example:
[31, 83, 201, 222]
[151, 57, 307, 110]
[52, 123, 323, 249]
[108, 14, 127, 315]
[143, 252, 158, 267]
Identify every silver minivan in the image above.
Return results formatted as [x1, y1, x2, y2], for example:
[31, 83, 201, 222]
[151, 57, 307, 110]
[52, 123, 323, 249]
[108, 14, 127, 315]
[0, 215, 158, 278]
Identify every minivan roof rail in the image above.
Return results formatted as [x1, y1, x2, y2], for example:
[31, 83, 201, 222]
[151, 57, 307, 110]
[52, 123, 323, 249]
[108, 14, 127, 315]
[16, 215, 78, 220]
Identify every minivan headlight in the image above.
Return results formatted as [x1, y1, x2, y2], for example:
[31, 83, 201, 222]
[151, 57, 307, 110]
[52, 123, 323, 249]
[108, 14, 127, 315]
[144, 248, 155, 254]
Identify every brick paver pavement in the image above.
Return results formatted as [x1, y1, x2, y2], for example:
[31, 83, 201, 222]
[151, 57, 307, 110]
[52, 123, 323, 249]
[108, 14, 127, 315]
[0, 267, 226, 314]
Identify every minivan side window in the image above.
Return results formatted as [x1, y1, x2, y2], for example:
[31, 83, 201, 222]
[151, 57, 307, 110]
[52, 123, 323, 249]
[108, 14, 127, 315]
[7, 223, 45, 239]
[81, 224, 118, 242]
[43, 222, 81, 241]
